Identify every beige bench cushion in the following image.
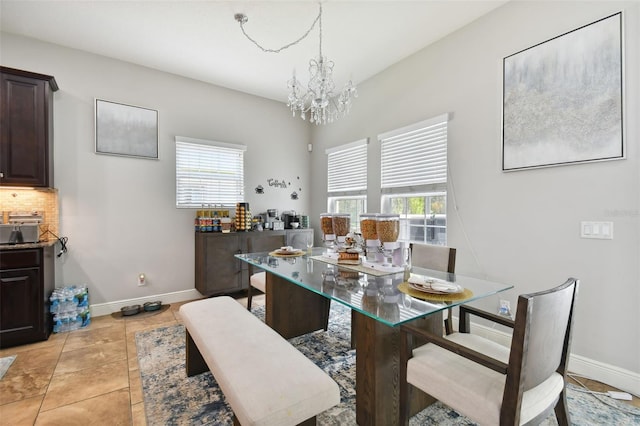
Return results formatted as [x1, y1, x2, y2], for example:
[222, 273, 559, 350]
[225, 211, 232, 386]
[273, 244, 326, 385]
[180, 296, 340, 426]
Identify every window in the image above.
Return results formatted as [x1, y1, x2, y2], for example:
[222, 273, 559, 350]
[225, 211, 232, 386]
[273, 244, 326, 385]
[326, 139, 367, 232]
[379, 114, 448, 244]
[175, 136, 246, 208]
[383, 192, 447, 244]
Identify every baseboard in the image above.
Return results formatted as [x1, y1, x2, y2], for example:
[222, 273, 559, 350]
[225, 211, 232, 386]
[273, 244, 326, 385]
[89, 289, 203, 317]
[568, 354, 640, 398]
[454, 317, 640, 397]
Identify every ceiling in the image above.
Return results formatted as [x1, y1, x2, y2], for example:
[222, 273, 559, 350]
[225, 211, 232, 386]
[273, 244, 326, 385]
[0, 1, 508, 103]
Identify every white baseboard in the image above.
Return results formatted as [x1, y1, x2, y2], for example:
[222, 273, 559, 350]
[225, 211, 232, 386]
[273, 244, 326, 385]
[569, 354, 640, 398]
[89, 289, 203, 317]
[455, 317, 640, 397]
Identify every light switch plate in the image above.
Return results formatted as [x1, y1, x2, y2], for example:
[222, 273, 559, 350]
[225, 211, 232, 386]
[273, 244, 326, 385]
[580, 221, 613, 239]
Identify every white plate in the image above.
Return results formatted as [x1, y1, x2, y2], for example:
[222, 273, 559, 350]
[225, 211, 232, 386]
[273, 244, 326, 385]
[408, 278, 462, 294]
[274, 248, 303, 255]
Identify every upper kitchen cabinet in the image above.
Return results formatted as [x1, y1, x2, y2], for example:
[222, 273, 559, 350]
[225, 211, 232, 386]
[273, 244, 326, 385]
[0, 67, 58, 188]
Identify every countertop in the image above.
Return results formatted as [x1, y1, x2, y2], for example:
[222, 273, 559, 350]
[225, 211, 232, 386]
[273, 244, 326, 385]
[0, 239, 57, 250]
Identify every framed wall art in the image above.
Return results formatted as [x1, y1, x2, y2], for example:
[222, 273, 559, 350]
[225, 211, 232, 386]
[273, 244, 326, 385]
[95, 99, 159, 159]
[502, 12, 623, 171]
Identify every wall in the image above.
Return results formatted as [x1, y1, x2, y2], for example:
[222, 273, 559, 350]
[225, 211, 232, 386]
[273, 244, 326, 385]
[309, 1, 639, 392]
[0, 33, 311, 309]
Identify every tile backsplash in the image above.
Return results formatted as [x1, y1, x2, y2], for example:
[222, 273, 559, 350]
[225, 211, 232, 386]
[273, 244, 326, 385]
[1, 187, 59, 241]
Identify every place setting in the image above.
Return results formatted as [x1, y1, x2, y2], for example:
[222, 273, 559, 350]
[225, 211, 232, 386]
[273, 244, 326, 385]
[268, 246, 306, 258]
[398, 273, 473, 301]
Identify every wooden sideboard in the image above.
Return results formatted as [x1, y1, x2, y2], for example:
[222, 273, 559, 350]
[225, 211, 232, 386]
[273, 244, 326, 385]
[194, 229, 313, 296]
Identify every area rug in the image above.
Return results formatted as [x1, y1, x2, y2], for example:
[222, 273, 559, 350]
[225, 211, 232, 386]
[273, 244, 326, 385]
[136, 304, 640, 425]
[0, 355, 16, 380]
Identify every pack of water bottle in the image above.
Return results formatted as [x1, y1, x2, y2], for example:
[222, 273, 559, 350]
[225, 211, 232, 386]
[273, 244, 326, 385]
[50, 285, 91, 333]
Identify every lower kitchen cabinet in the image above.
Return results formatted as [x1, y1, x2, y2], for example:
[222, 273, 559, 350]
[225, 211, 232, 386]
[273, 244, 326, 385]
[194, 229, 314, 296]
[0, 246, 55, 348]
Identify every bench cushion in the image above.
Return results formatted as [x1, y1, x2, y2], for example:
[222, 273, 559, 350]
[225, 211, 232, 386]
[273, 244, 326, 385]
[180, 296, 340, 426]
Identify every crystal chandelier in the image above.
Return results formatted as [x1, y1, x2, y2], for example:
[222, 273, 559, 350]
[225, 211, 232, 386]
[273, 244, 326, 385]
[235, 3, 357, 125]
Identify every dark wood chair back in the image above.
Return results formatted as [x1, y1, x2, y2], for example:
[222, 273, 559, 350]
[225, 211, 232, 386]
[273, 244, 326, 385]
[502, 278, 579, 423]
[409, 243, 457, 334]
[409, 243, 456, 273]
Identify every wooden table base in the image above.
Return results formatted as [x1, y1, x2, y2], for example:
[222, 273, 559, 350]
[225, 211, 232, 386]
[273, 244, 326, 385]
[265, 272, 440, 425]
[266, 273, 330, 339]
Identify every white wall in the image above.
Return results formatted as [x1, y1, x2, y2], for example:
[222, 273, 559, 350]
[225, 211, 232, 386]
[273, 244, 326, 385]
[0, 33, 311, 306]
[309, 1, 640, 390]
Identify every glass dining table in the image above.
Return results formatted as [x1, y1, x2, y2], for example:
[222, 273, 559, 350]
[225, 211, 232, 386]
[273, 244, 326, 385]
[236, 247, 513, 425]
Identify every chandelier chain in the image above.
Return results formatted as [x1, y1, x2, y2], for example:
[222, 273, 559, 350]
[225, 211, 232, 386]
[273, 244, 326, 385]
[238, 6, 321, 54]
[234, 3, 356, 125]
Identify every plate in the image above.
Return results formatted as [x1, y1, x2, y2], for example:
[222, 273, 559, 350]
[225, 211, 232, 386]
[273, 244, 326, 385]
[408, 279, 463, 294]
[273, 248, 303, 256]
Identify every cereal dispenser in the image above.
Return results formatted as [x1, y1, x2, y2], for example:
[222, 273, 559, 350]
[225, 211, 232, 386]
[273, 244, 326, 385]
[359, 213, 382, 262]
[376, 214, 400, 267]
[331, 213, 350, 248]
[320, 213, 335, 252]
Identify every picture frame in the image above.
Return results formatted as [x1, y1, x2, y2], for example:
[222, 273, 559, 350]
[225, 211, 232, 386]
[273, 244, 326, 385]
[502, 12, 623, 171]
[95, 99, 159, 159]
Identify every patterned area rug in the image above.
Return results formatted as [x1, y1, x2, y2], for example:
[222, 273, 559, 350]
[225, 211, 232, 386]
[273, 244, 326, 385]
[136, 303, 640, 425]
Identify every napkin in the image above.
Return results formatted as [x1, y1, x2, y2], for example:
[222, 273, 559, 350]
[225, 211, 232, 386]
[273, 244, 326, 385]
[408, 274, 462, 293]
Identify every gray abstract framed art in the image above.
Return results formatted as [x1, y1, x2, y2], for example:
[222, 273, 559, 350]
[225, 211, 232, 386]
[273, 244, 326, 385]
[95, 99, 159, 159]
[502, 12, 623, 171]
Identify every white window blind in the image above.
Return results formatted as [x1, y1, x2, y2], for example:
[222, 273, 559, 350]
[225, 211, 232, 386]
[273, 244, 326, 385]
[175, 136, 246, 208]
[326, 139, 368, 194]
[379, 114, 448, 191]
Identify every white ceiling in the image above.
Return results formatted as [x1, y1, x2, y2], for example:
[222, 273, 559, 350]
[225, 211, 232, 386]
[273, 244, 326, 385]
[0, 1, 508, 102]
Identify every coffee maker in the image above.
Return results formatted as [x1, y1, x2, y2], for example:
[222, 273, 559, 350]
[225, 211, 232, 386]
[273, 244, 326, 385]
[282, 211, 300, 229]
[261, 209, 278, 230]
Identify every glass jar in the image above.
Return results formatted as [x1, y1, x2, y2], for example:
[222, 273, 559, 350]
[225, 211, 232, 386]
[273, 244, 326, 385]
[376, 214, 400, 243]
[332, 213, 351, 237]
[359, 213, 379, 240]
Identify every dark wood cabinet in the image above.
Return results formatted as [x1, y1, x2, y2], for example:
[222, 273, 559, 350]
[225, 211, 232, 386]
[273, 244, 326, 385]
[0, 246, 55, 348]
[194, 229, 314, 296]
[195, 232, 250, 296]
[0, 66, 58, 187]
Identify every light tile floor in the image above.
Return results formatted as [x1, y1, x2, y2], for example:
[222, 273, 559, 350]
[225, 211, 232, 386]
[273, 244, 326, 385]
[0, 293, 637, 425]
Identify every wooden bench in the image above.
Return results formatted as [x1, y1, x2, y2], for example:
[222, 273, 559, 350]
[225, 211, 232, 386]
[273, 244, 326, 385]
[179, 296, 340, 426]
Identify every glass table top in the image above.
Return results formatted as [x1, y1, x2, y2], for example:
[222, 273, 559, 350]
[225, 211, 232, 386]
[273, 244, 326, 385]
[236, 247, 513, 327]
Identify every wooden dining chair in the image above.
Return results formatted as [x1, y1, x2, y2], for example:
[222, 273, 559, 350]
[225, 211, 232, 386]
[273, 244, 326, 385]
[246, 234, 286, 310]
[409, 243, 457, 334]
[399, 277, 579, 426]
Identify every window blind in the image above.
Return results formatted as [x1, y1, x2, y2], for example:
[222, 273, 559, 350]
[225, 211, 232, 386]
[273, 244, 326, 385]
[379, 114, 448, 191]
[175, 136, 246, 208]
[326, 139, 368, 194]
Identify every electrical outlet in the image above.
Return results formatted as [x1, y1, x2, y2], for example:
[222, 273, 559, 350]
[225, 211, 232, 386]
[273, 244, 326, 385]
[138, 273, 146, 286]
[498, 299, 512, 318]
